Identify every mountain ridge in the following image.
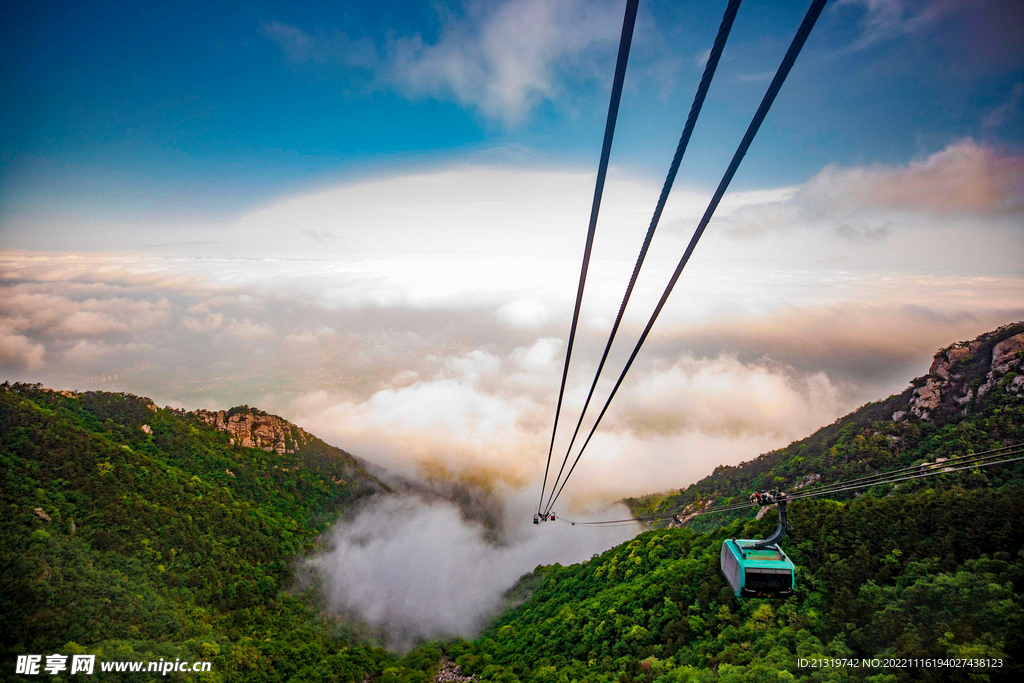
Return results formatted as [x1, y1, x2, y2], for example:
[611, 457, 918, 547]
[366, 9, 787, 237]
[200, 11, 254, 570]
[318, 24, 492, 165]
[626, 321, 1024, 527]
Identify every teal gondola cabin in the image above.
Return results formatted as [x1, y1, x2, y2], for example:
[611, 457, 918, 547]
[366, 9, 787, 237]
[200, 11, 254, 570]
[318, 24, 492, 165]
[720, 538, 795, 598]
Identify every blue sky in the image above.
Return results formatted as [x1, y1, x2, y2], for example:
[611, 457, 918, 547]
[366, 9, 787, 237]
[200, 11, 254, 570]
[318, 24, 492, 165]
[2, 0, 1022, 229]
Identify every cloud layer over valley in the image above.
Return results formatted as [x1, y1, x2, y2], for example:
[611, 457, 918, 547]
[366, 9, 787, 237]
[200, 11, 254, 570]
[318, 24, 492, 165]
[2, 140, 1021, 502]
[307, 493, 633, 651]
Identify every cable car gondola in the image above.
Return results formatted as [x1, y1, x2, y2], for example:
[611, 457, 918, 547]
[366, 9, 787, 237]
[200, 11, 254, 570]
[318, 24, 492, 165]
[720, 491, 795, 599]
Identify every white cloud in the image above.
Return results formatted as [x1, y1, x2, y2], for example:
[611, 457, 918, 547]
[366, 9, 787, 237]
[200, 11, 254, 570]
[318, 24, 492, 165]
[718, 140, 1024, 270]
[182, 313, 224, 332]
[387, 0, 623, 124]
[63, 339, 115, 364]
[497, 298, 549, 327]
[799, 138, 1023, 215]
[510, 337, 561, 371]
[835, 0, 956, 53]
[2, 246, 1021, 502]
[982, 82, 1024, 132]
[56, 310, 126, 337]
[0, 327, 45, 370]
[309, 492, 632, 651]
[225, 319, 274, 341]
[618, 354, 842, 439]
[263, 20, 377, 67]
[265, 0, 626, 125]
[737, 70, 775, 83]
[10, 144, 1018, 275]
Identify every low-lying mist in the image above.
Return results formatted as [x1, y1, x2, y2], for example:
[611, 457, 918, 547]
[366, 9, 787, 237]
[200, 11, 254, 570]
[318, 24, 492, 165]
[306, 488, 634, 652]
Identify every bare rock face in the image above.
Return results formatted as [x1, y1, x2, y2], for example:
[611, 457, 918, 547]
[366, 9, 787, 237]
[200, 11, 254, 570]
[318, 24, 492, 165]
[978, 331, 1024, 397]
[192, 409, 313, 455]
[434, 659, 477, 683]
[670, 512, 699, 528]
[910, 377, 944, 418]
[929, 354, 952, 381]
[140, 424, 152, 434]
[902, 324, 1023, 419]
[669, 497, 717, 527]
[941, 340, 980, 369]
[992, 332, 1024, 373]
[953, 388, 974, 405]
[792, 473, 821, 490]
[929, 340, 979, 379]
[33, 507, 51, 522]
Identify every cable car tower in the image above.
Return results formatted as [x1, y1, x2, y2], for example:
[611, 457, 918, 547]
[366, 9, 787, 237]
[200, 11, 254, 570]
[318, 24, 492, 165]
[720, 490, 796, 599]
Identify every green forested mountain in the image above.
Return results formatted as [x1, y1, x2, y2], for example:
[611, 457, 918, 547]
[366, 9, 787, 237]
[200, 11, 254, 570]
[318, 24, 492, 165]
[437, 484, 1023, 683]
[0, 385, 394, 682]
[3, 322, 1023, 682]
[626, 322, 1024, 532]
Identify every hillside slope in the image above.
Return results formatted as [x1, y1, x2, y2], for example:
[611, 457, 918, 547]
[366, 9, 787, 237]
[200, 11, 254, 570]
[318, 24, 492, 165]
[628, 322, 1024, 530]
[421, 484, 1023, 683]
[0, 386, 394, 681]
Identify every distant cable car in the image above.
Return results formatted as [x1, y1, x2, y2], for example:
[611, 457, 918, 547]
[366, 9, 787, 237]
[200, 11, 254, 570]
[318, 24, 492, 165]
[720, 491, 795, 599]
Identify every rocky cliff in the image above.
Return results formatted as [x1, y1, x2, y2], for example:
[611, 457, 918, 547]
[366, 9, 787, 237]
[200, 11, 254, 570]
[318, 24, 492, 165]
[189, 405, 386, 492]
[192, 407, 312, 455]
[901, 322, 1024, 421]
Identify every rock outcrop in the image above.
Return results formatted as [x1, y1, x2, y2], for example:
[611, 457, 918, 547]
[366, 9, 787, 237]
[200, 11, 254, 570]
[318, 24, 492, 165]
[901, 323, 1024, 421]
[434, 659, 477, 683]
[669, 498, 716, 527]
[792, 473, 821, 490]
[192, 408, 313, 454]
[992, 333, 1024, 373]
[909, 377, 944, 419]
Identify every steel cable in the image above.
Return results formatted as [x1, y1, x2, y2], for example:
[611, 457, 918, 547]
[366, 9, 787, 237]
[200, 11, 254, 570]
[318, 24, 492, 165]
[787, 450, 1024, 502]
[539, 0, 640, 515]
[562, 447, 1024, 526]
[545, 0, 830, 515]
[543, 0, 745, 516]
[785, 443, 1022, 498]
